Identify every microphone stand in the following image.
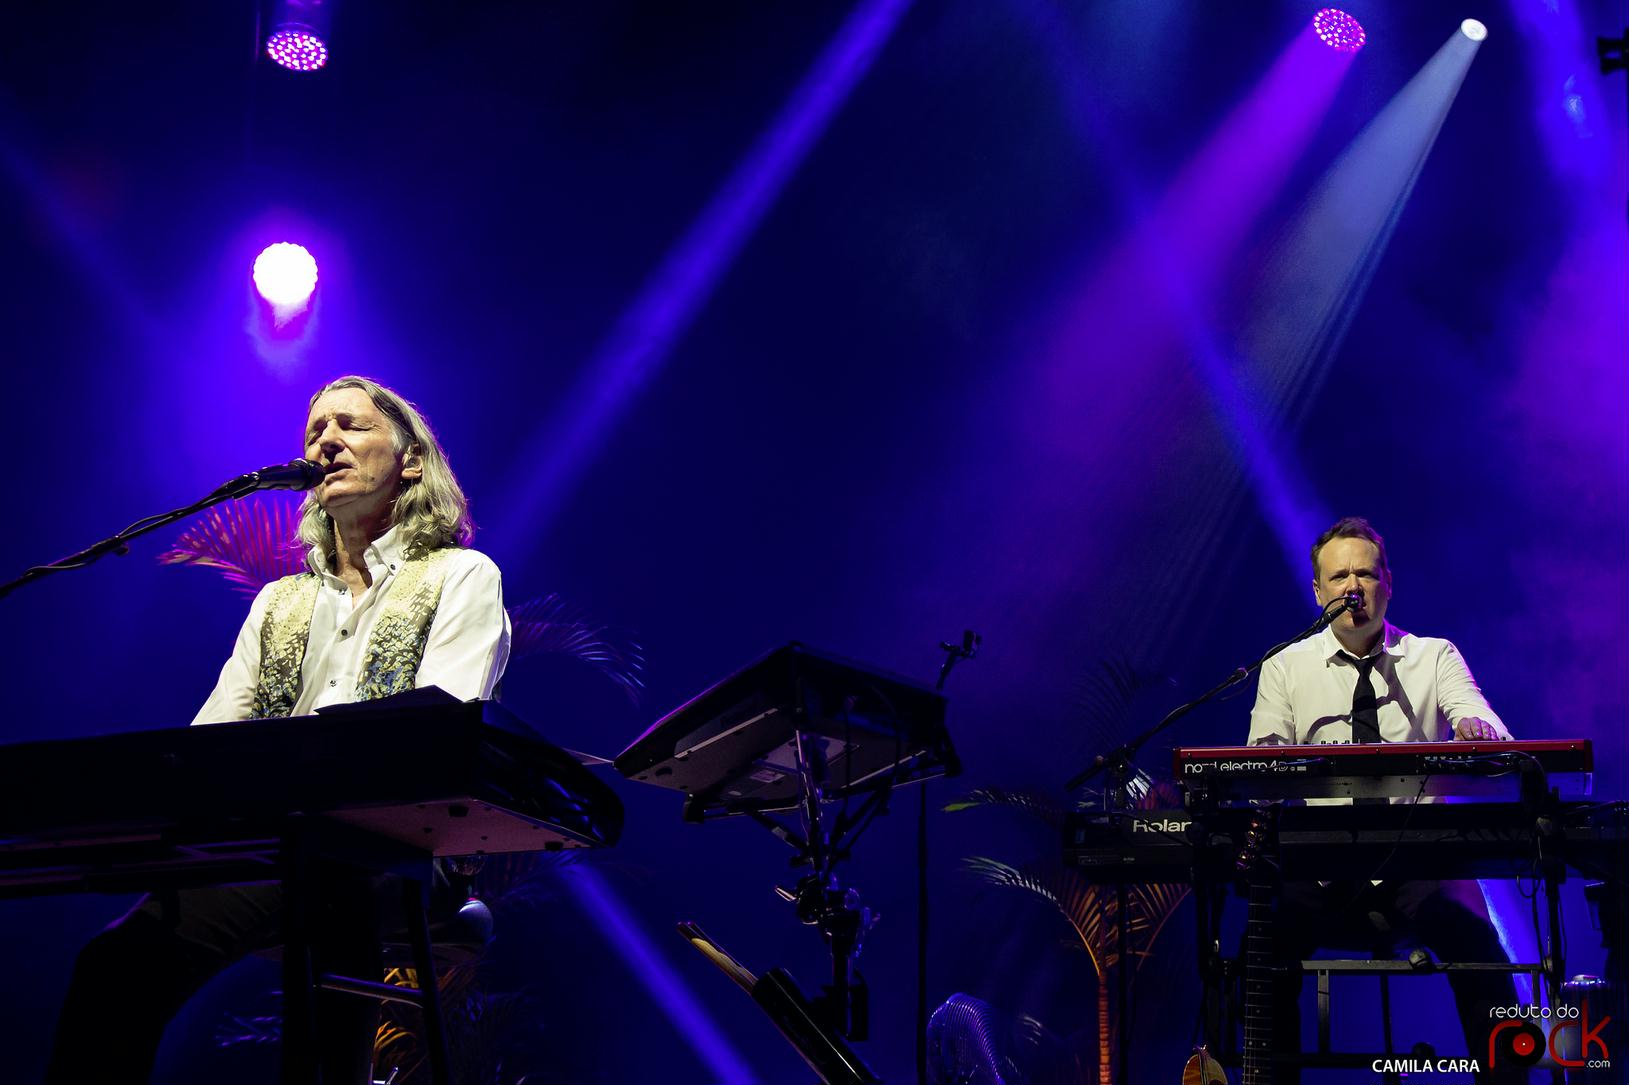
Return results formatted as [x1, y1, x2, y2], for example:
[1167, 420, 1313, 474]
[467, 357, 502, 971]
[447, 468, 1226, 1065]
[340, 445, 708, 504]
[1064, 596, 1355, 795]
[1059, 595, 1354, 1085]
[0, 472, 295, 602]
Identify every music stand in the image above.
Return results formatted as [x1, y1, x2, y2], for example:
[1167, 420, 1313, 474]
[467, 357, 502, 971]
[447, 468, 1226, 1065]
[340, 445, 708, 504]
[616, 643, 960, 1081]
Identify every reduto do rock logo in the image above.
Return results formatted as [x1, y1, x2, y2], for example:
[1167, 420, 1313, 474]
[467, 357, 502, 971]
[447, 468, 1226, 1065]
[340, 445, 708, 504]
[1487, 1000, 1612, 1070]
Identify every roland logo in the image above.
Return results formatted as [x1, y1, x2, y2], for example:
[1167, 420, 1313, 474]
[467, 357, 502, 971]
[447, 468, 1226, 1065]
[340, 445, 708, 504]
[1133, 816, 1192, 833]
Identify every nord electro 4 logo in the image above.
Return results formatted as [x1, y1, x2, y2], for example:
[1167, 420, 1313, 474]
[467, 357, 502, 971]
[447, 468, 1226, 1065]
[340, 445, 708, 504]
[1181, 758, 1311, 775]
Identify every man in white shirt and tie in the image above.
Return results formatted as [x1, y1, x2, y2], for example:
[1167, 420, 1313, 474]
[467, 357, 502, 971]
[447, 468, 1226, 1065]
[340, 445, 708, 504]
[1249, 517, 1506, 748]
[1244, 517, 1523, 1083]
[48, 376, 511, 1085]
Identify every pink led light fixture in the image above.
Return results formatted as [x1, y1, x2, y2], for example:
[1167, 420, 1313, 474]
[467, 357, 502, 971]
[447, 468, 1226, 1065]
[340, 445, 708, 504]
[265, 0, 332, 73]
[266, 27, 328, 72]
[1313, 8, 1367, 53]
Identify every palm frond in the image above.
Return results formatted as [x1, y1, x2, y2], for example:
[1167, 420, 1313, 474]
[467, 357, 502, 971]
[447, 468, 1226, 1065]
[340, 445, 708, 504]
[373, 975, 551, 1084]
[160, 506, 648, 706]
[473, 849, 585, 909]
[1010, 1012, 1058, 1050]
[375, 960, 485, 1082]
[1129, 878, 1188, 919]
[1139, 779, 1182, 808]
[968, 849, 1192, 983]
[158, 495, 306, 596]
[965, 855, 1040, 892]
[945, 787, 1068, 828]
[1075, 657, 1174, 754]
[1127, 880, 1191, 972]
[215, 1011, 282, 1048]
[1009, 1013, 1080, 1085]
[373, 1021, 418, 1062]
[965, 857, 1118, 974]
[507, 593, 646, 704]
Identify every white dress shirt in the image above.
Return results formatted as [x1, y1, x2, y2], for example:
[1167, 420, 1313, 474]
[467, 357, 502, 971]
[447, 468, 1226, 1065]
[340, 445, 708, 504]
[1247, 622, 1509, 747]
[193, 525, 511, 724]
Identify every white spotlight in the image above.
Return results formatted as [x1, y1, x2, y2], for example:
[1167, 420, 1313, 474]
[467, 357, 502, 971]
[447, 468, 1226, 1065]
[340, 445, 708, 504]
[253, 242, 319, 325]
[1460, 19, 1488, 42]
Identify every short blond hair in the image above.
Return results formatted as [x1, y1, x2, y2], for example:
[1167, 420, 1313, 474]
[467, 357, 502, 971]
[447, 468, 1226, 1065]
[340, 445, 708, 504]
[1310, 516, 1390, 584]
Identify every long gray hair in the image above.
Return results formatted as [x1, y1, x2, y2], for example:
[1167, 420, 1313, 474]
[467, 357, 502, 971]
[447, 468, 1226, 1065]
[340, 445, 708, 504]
[296, 376, 474, 559]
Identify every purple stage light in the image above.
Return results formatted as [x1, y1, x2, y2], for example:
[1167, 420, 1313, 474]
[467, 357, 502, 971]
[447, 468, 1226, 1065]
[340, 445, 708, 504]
[266, 26, 329, 72]
[1313, 8, 1366, 53]
[253, 242, 318, 313]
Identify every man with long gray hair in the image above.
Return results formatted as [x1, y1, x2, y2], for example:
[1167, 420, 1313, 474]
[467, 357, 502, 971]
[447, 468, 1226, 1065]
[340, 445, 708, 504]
[48, 376, 510, 1084]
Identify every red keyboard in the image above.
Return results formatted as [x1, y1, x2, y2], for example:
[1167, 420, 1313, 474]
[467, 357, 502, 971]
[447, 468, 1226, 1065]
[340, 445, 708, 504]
[1173, 739, 1593, 803]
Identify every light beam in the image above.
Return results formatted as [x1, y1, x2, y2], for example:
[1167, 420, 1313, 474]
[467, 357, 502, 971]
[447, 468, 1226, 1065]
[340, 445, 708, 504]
[491, 0, 914, 547]
[567, 866, 756, 1084]
[1010, 12, 1356, 655]
[1229, 24, 1488, 478]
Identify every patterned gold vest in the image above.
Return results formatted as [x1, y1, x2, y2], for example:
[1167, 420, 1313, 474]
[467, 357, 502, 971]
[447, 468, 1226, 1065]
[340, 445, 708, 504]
[250, 548, 457, 718]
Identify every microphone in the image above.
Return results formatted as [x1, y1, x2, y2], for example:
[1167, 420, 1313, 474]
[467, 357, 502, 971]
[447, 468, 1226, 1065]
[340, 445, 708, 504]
[1308, 591, 1364, 636]
[215, 459, 326, 494]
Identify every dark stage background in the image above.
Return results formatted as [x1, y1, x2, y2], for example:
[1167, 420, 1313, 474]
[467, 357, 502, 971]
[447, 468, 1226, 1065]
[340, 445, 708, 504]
[2, 2, 1626, 1083]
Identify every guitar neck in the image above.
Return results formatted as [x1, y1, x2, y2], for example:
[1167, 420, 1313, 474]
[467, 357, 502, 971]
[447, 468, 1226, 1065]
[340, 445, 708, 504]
[1237, 803, 1280, 1085]
[1241, 877, 1274, 1085]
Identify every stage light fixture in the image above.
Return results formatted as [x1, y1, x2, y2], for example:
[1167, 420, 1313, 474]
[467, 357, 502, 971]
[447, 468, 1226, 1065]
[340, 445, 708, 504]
[267, 28, 328, 71]
[265, 0, 331, 72]
[1460, 19, 1488, 42]
[253, 243, 319, 314]
[1313, 8, 1367, 53]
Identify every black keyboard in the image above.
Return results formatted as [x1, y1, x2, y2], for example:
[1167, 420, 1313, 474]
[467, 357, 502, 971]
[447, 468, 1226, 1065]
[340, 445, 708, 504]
[0, 698, 623, 896]
[1063, 801, 1627, 883]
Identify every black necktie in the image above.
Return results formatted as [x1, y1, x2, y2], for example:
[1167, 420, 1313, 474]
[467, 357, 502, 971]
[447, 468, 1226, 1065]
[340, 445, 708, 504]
[1342, 653, 1383, 743]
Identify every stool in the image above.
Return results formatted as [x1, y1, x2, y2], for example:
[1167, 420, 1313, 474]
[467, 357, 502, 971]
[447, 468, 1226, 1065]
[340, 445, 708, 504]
[257, 820, 496, 1085]
[315, 895, 494, 1000]
[262, 892, 494, 1085]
